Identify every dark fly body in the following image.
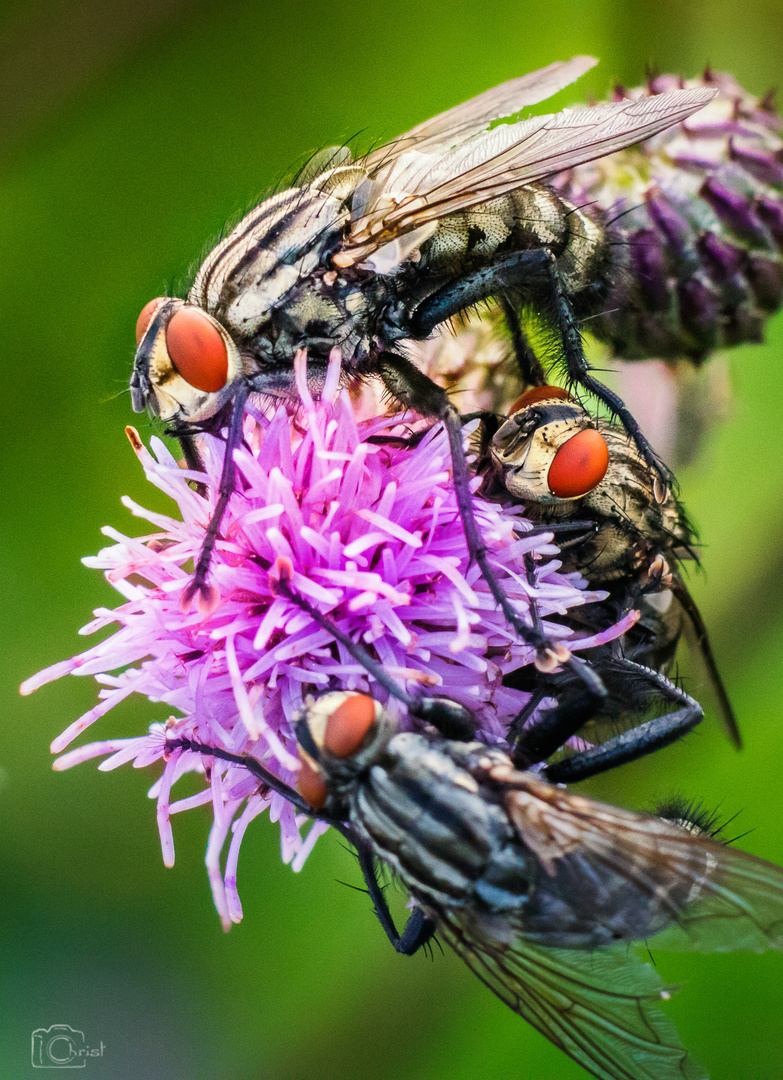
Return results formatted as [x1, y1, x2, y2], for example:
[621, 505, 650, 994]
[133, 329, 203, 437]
[167, 691, 783, 1080]
[481, 385, 739, 776]
[130, 57, 714, 691]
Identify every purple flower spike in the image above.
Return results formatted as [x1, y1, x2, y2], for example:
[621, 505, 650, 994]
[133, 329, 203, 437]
[645, 189, 692, 259]
[700, 177, 767, 243]
[553, 69, 783, 372]
[22, 352, 629, 926]
[629, 228, 671, 310]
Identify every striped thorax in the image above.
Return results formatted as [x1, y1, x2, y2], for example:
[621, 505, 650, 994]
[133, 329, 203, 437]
[129, 58, 714, 428]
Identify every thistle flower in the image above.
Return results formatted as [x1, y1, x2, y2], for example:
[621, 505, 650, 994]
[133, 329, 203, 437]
[555, 69, 783, 362]
[22, 352, 630, 927]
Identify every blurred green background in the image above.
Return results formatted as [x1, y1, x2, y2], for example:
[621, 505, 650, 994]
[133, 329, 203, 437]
[5, 1, 783, 1077]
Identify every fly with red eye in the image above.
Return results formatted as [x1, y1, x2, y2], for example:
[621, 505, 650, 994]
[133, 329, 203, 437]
[129, 57, 718, 708]
[134, 299, 231, 397]
[166, 690, 783, 1080]
[479, 385, 740, 767]
[501, 384, 610, 498]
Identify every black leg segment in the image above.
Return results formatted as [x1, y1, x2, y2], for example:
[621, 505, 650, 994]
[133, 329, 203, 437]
[181, 381, 250, 610]
[542, 254, 669, 482]
[499, 295, 547, 387]
[354, 843, 437, 955]
[408, 249, 551, 339]
[541, 660, 703, 784]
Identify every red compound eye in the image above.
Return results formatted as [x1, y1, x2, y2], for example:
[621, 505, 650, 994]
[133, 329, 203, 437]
[548, 428, 609, 498]
[297, 754, 328, 810]
[136, 297, 167, 344]
[324, 694, 376, 759]
[509, 385, 574, 413]
[165, 307, 229, 392]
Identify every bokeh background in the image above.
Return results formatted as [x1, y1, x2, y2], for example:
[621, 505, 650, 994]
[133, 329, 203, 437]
[5, 1, 783, 1077]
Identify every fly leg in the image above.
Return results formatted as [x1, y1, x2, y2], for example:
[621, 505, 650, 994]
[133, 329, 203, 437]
[171, 432, 205, 474]
[408, 248, 552, 339]
[353, 843, 437, 955]
[499, 295, 547, 387]
[375, 350, 606, 703]
[181, 382, 250, 612]
[166, 733, 315, 812]
[407, 245, 668, 483]
[538, 659, 703, 783]
[163, 430, 208, 498]
[523, 551, 546, 642]
[166, 735, 435, 954]
[511, 683, 593, 768]
[542, 254, 670, 483]
[174, 360, 304, 588]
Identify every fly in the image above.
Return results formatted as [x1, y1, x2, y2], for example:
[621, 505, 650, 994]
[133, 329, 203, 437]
[481, 385, 739, 778]
[168, 691, 783, 1080]
[131, 56, 714, 696]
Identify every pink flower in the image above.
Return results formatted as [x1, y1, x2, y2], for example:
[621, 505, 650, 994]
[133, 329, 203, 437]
[21, 352, 630, 927]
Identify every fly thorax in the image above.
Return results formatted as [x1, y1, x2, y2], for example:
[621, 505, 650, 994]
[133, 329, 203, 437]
[566, 521, 648, 583]
[352, 733, 525, 909]
[595, 424, 692, 557]
[585, 424, 665, 534]
[189, 185, 353, 343]
[310, 164, 368, 202]
[273, 278, 369, 359]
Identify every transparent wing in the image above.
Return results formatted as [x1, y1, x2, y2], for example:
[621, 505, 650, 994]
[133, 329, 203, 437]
[345, 87, 715, 260]
[437, 907, 704, 1080]
[364, 56, 597, 165]
[497, 768, 783, 954]
[649, 841, 783, 954]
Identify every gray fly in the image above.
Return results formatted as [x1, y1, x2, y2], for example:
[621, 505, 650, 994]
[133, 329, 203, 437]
[130, 56, 714, 686]
[169, 690, 783, 1080]
[480, 384, 739, 775]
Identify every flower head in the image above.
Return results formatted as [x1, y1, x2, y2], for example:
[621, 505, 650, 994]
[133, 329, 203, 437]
[22, 352, 630, 927]
[555, 69, 783, 363]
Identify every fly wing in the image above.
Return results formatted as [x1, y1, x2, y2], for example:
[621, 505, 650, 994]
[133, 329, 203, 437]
[437, 907, 703, 1080]
[344, 88, 716, 261]
[648, 838, 783, 954]
[497, 768, 783, 954]
[364, 56, 597, 165]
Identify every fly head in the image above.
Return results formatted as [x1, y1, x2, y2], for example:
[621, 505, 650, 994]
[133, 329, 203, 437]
[490, 385, 609, 504]
[132, 296, 244, 423]
[293, 692, 393, 814]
